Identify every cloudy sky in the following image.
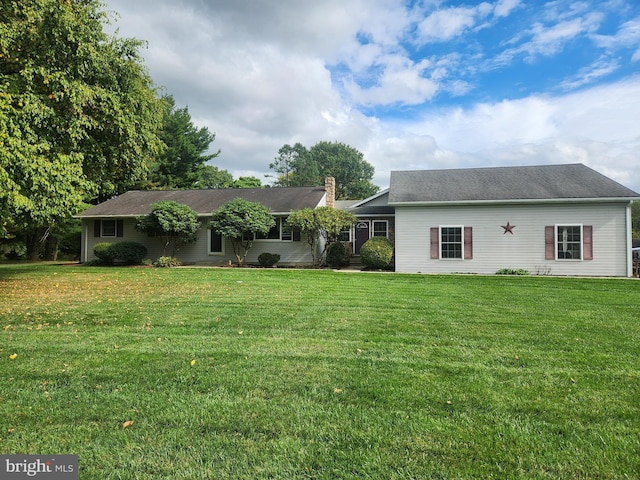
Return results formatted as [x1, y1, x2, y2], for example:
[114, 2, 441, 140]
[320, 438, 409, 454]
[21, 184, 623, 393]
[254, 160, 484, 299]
[102, 0, 640, 193]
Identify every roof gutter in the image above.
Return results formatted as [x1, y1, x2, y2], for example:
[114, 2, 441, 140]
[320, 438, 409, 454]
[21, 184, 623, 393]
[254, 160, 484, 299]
[388, 197, 640, 207]
[76, 211, 297, 219]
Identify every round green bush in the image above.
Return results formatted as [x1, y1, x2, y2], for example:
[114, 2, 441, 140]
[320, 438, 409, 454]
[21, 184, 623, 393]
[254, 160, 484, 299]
[109, 241, 148, 265]
[326, 242, 349, 268]
[93, 242, 114, 264]
[360, 237, 393, 269]
[153, 256, 182, 268]
[258, 252, 281, 267]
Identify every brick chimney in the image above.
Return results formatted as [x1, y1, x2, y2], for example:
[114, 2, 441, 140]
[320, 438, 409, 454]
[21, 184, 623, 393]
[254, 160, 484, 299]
[324, 176, 335, 208]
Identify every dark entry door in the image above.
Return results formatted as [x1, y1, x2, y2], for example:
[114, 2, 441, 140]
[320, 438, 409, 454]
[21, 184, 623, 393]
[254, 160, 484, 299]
[355, 221, 370, 254]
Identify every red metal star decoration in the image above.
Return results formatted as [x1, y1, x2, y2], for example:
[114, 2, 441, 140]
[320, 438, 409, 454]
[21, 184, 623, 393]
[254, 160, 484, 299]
[502, 221, 515, 234]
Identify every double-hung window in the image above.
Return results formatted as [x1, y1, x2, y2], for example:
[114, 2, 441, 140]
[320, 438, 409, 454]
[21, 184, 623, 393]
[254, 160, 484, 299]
[372, 220, 388, 238]
[545, 225, 592, 261]
[440, 226, 463, 259]
[430, 226, 473, 260]
[557, 225, 581, 259]
[93, 219, 123, 238]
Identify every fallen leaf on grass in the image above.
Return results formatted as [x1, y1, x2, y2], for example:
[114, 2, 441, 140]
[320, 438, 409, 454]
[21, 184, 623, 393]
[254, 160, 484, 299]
[122, 420, 134, 429]
[334, 388, 343, 394]
[9, 353, 17, 360]
[190, 359, 196, 366]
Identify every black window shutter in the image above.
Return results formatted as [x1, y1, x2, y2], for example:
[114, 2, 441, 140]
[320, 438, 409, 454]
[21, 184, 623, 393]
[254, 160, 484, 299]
[94, 220, 101, 237]
[293, 230, 301, 242]
[116, 220, 124, 237]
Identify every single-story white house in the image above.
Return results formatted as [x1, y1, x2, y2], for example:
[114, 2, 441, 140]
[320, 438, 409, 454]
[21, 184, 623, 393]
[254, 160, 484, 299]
[78, 164, 640, 276]
[79, 179, 336, 265]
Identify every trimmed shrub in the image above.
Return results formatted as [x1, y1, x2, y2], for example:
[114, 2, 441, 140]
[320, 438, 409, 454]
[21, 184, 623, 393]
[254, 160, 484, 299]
[257, 252, 280, 267]
[496, 268, 529, 275]
[360, 237, 393, 269]
[326, 242, 349, 268]
[109, 241, 147, 265]
[93, 242, 114, 264]
[153, 256, 182, 268]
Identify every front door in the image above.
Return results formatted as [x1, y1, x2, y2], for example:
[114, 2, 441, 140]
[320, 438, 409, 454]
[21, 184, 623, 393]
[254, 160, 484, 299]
[355, 221, 370, 254]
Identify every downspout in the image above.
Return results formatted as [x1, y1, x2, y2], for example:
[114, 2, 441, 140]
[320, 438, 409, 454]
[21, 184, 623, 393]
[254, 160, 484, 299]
[626, 202, 633, 277]
[82, 221, 88, 263]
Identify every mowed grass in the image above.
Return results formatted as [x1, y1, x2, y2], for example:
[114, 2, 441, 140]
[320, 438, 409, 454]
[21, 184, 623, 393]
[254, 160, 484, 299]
[0, 264, 639, 479]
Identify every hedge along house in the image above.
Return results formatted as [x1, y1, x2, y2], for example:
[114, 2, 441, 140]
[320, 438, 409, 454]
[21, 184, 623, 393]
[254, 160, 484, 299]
[389, 164, 640, 276]
[78, 178, 336, 265]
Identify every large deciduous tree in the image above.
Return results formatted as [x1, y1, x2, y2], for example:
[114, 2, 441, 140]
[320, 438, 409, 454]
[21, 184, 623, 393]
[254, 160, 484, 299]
[309, 141, 378, 199]
[208, 198, 275, 265]
[0, 0, 163, 256]
[147, 95, 220, 189]
[286, 206, 356, 266]
[269, 141, 378, 199]
[196, 165, 234, 189]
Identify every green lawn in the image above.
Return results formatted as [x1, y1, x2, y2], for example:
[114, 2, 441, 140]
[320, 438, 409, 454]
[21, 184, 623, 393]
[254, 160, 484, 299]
[1, 264, 639, 479]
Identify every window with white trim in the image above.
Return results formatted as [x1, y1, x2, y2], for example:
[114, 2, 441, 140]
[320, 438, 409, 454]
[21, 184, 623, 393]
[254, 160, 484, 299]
[441, 226, 463, 259]
[256, 218, 280, 240]
[102, 220, 117, 237]
[339, 228, 351, 242]
[93, 219, 123, 238]
[557, 225, 581, 259]
[545, 225, 593, 261]
[430, 226, 473, 260]
[254, 218, 293, 241]
[372, 220, 388, 238]
[209, 229, 223, 254]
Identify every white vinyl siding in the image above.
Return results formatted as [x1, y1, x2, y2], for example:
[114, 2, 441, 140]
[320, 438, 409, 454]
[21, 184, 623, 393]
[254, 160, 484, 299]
[394, 203, 629, 276]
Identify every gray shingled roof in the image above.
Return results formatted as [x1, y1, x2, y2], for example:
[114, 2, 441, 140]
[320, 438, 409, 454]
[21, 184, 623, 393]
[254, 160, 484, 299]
[389, 163, 640, 204]
[79, 186, 327, 217]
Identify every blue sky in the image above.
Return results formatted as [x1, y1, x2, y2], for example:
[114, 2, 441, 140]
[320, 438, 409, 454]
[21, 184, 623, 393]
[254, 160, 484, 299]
[103, 0, 640, 192]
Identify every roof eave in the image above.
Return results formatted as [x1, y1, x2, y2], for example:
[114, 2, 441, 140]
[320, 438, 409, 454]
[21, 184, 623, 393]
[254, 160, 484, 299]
[76, 210, 313, 219]
[350, 188, 390, 208]
[389, 197, 640, 207]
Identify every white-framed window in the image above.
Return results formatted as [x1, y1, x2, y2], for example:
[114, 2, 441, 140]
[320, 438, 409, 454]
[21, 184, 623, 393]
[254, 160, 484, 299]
[339, 228, 351, 243]
[372, 220, 388, 238]
[102, 220, 117, 237]
[255, 218, 293, 242]
[440, 226, 463, 259]
[93, 219, 123, 238]
[255, 219, 280, 240]
[545, 224, 593, 261]
[209, 229, 224, 255]
[556, 225, 582, 260]
[430, 226, 473, 260]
